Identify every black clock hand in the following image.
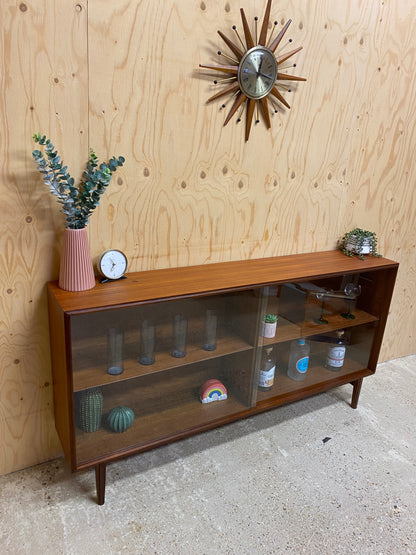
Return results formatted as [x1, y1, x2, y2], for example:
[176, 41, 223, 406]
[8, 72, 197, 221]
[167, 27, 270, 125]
[259, 72, 274, 80]
[257, 57, 264, 78]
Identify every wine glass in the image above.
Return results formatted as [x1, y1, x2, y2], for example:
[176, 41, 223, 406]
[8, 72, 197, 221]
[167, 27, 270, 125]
[314, 292, 328, 325]
[341, 284, 362, 319]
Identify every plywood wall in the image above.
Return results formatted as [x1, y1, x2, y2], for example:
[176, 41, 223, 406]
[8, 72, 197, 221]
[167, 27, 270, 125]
[0, 0, 415, 475]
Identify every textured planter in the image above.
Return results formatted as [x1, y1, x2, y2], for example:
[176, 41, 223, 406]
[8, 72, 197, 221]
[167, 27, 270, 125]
[261, 321, 277, 338]
[346, 235, 372, 255]
[77, 388, 103, 433]
[59, 228, 95, 291]
[107, 406, 135, 433]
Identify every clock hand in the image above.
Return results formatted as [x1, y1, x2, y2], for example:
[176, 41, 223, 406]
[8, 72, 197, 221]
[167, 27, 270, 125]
[258, 72, 274, 80]
[257, 57, 264, 77]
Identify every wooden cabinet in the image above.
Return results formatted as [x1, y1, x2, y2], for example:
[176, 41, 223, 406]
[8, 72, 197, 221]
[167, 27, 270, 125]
[47, 250, 398, 504]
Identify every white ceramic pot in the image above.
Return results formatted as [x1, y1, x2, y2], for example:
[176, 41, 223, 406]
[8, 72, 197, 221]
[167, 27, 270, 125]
[262, 321, 277, 338]
[346, 235, 372, 255]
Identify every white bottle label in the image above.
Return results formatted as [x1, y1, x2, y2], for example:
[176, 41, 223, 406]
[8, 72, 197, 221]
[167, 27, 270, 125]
[326, 345, 346, 368]
[259, 366, 275, 388]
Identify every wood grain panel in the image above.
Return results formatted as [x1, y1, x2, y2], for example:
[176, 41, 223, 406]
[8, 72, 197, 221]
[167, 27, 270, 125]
[0, 0, 88, 475]
[0, 0, 415, 475]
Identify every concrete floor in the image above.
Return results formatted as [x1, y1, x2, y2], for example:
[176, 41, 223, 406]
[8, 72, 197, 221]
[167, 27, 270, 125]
[0, 356, 415, 555]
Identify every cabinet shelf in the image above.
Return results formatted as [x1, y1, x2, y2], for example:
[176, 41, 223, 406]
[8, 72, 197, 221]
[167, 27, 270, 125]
[47, 250, 398, 504]
[256, 348, 372, 405]
[72, 333, 253, 391]
[261, 309, 378, 347]
[75, 393, 248, 467]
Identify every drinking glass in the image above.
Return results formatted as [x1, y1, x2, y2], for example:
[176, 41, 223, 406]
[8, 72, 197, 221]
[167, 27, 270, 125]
[107, 327, 124, 375]
[139, 320, 155, 365]
[171, 314, 187, 358]
[203, 309, 217, 351]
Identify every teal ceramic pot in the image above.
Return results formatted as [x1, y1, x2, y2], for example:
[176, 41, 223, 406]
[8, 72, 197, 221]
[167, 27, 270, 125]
[107, 406, 135, 433]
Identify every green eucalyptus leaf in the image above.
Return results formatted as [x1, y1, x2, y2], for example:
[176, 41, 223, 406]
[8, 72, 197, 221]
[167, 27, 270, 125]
[32, 133, 125, 228]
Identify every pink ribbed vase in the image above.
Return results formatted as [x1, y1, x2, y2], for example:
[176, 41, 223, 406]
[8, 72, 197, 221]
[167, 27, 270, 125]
[58, 228, 96, 291]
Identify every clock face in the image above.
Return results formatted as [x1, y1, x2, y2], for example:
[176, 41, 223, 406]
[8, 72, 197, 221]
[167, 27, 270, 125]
[238, 46, 278, 100]
[98, 250, 128, 280]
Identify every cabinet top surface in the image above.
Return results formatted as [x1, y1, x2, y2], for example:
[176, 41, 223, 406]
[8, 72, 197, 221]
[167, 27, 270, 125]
[47, 250, 398, 314]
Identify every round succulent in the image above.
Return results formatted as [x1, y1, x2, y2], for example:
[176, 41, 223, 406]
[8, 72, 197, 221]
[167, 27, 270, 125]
[264, 313, 278, 323]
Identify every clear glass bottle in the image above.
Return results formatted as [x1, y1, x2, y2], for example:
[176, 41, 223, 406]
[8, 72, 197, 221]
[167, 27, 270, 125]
[258, 347, 275, 391]
[287, 338, 310, 381]
[325, 330, 346, 371]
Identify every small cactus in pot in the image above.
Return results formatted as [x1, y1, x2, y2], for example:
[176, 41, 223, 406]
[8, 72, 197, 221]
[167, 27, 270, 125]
[261, 313, 278, 338]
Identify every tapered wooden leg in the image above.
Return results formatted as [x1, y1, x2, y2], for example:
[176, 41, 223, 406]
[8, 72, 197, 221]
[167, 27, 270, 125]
[95, 463, 106, 505]
[351, 378, 363, 409]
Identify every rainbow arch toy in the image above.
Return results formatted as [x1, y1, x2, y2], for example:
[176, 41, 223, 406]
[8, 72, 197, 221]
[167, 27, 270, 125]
[199, 379, 227, 404]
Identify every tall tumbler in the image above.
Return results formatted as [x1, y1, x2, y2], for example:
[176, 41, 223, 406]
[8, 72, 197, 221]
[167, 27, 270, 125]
[171, 314, 187, 358]
[139, 320, 155, 365]
[107, 327, 124, 375]
[203, 309, 217, 351]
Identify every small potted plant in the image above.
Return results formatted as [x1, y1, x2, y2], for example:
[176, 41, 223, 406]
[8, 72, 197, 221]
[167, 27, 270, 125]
[339, 228, 381, 260]
[261, 313, 278, 338]
[32, 133, 125, 291]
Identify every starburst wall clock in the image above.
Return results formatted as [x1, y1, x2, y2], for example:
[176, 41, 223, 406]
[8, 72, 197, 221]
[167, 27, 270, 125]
[199, 0, 306, 142]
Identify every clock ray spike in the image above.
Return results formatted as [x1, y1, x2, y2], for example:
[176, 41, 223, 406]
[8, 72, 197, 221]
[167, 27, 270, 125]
[278, 38, 293, 52]
[245, 99, 256, 141]
[259, 0, 272, 46]
[277, 72, 307, 82]
[214, 76, 238, 84]
[276, 46, 303, 65]
[278, 63, 297, 71]
[236, 102, 245, 123]
[254, 17, 258, 45]
[269, 96, 280, 113]
[240, 8, 255, 49]
[217, 50, 239, 64]
[269, 19, 292, 52]
[218, 31, 244, 61]
[224, 92, 246, 126]
[207, 82, 240, 103]
[267, 21, 278, 49]
[232, 25, 246, 50]
[255, 102, 260, 124]
[275, 82, 291, 91]
[199, 63, 239, 74]
[271, 87, 291, 109]
[259, 97, 271, 128]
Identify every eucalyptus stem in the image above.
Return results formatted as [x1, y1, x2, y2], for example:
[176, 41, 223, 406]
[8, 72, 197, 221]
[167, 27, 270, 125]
[32, 133, 125, 229]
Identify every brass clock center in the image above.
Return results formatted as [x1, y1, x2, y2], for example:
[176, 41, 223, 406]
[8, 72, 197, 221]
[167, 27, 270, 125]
[238, 46, 278, 100]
